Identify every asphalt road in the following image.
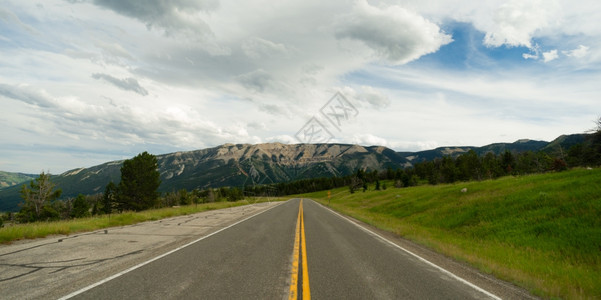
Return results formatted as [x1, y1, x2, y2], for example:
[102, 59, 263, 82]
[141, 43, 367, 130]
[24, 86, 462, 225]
[0, 202, 284, 299]
[66, 199, 509, 299]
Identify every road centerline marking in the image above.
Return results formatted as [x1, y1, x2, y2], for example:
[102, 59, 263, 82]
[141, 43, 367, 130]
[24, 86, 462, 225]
[300, 200, 311, 299]
[289, 201, 301, 299]
[289, 199, 310, 300]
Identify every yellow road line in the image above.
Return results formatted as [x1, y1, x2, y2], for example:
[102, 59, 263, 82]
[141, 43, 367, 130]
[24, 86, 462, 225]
[288, 201, 301, 299]
[289, 199, 310, 300]
[300, 200, 311, 299]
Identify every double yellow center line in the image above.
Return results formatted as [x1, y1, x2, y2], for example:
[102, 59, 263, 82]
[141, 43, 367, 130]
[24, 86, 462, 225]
[289, 199, 310, 299]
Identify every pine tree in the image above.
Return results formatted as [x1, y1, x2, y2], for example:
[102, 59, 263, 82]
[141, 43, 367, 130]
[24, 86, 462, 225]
[19, 172, 62, 221]
[117, 152, 161, 211]
[71, 194, 90, 218]
[102, 181, 117, 214]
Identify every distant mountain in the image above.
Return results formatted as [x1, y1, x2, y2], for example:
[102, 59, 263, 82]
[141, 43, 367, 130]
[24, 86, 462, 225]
[0, 143, 408, 212]
[0, 134, 591, 212]
[542, 134, 588, 156]
[0, 171, 35, 190]
[401, 137, 576, 164]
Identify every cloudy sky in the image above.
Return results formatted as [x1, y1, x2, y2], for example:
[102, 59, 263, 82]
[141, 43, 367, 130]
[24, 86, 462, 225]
[1, 0, 600, 174]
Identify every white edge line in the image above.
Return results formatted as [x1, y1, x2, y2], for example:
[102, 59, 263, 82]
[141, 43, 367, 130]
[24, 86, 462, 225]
[312, 200, 502, 300]
[58, 201, 285, 300]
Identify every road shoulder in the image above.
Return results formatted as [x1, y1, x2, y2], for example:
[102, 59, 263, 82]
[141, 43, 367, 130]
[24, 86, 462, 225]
[311, 200, 538, 300]
[0, 202, 282, 299]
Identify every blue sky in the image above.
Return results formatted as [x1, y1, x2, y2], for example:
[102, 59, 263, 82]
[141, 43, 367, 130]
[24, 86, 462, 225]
[1, 0, 600, 173]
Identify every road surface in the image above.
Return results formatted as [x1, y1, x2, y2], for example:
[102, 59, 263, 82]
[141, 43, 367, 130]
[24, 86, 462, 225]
[61, 199, 533, 299]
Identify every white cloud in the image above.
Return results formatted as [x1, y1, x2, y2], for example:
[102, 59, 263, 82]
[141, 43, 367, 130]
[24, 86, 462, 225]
[483, 0, 560, 48]
[357, 86, 390, 109]
[335, 0, 452, 64]
[91, 0, 218, 37]
[401, 0, 572, 52]
[351, 133, 389, 147]
[265, 135, 298, 144]
[563, 45, 589, 58]
[235, 69, 275, 93]
[92, 73, 149, 96]
[542, 49, 559, 62]
[0, 6, 38, 35]
[0, 83, 262, 159]
[1, 0, 600, 174]
[340, 86, 390, 110]
[241, 37, 289, 59]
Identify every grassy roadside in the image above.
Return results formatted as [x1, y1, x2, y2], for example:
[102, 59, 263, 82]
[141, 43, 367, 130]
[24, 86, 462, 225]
[300, 168, 601, 299]
[0, 198, 280, 244]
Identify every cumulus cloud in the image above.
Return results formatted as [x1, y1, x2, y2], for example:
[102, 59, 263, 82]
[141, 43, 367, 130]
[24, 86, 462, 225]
[82, 0, 232, 56]
[0, 83, 54, 108]
[563, 45, 589, 58]
[482, 0, 560, 48]
[91, 0, 217, 37]
[241, 37, 289, 59]
[341, 86, 390, 110]
[235, 69, 274, 93]
[95, 41, 134, 61]
[542, 49, 559, 62]
[0, 83, 261, 157]
[335, 0, 452, 64]
[266, 135, 298, 144]
[351, 133, 388, 147]
[92, 73, 149, 96]
[356, 86, 390, 109]
[2, 0, 600, 173]
[256, 103, 290, 116]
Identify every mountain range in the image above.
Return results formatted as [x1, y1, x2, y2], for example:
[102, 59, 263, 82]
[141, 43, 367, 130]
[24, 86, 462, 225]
[0, 133, 587, 212]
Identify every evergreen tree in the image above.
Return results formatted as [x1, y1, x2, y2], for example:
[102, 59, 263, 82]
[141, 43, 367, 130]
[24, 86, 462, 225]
[386, 167, 394, 180]
[102, 181, 117, 214]
[440, 156, 458, 183]
[19, 172, 62, 221]
[117, 152, 161, 211]
[401, 170, 410, 187]
[501, 150, 515, 175]
[71, 194, 90, 218]
[482, 152, 501, 179]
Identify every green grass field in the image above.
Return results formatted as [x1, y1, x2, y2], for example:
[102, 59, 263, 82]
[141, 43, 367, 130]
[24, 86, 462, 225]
[0, 198, 278, 244]
[301, 168, 601, 299]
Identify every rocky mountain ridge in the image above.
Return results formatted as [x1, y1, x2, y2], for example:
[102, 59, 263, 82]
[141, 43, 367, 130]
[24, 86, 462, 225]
[0, 143, 407, 211]
[0, 134, 588, 212]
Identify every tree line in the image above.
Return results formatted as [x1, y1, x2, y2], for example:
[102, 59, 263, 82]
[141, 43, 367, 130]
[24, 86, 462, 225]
[6, 118, 599, 224]
[10, 152, 250, 223]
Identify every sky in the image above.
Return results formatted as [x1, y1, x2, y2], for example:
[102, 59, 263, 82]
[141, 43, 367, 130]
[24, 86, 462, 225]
[1, 0, 600, 174]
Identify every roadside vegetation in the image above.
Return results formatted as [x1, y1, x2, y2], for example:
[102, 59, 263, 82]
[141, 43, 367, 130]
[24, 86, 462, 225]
[302, 168, 601, 299]
[6, 152, 255, 224]
[1, 151, 280, 243]
[0, 198, 277, 244]
[2, 118, 599, 297]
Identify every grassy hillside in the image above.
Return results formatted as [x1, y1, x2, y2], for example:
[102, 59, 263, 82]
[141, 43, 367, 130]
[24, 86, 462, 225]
[0, 171, 34, 190]
[302, 168, 601, 299]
